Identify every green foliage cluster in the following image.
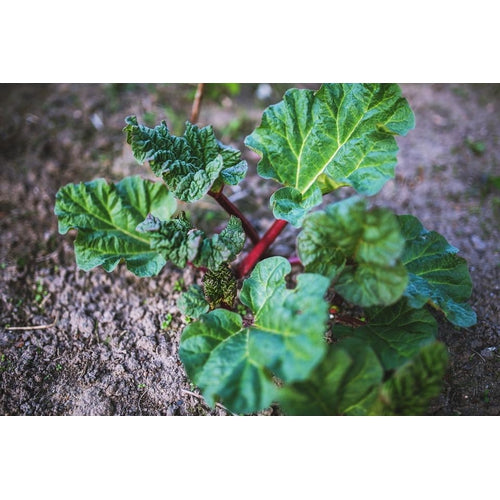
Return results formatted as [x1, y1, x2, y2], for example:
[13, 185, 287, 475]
[54, 84, 476, 415]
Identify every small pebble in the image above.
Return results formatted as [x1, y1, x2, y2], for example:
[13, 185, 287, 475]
[256, 83, 272, 101]
[480, 347, 497, 359]
[90, 112, 104, 130]
[471, 235, 487, 252]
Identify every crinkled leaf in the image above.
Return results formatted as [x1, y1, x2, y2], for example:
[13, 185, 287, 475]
[399, 215, 476, 327]
[297, 197, 408, 306]
[218, 147, 248, 185]
[202, 263, 238, 310]
[137, 214, 245, 270]
[196, 216, 246, 270]
[278, 338, 383, 416]
[334, 299, 438, 370]
[372, 342, 448, 415]
[245, 83, 414, 225]
[177, 285, 209, 318]
[137, 212, 203, 268]
[54, 176, 176, 276]
[179, 257, 330, 414]
[124, 116, 247, 202]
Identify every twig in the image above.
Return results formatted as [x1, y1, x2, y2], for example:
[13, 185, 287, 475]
[190, 83, 205, 124]
[39, 293, 51, 309]
[471, 349, 486, 362]
[138, 388, 148, 416]
[35, 250, 59, 262]
[5, 312, 59, 331]
[181, 388, 236, 415]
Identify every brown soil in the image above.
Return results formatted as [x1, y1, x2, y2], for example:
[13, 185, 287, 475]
[1, 83, 498, 415]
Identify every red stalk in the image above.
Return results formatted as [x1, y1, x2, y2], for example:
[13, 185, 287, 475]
[238, 219, 288, 278]
[190, 84, 261, 248]
[209, 189, 260, 245]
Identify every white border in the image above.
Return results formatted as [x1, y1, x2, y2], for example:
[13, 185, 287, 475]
[1, 417, 498, 498]
[2, 1, 499, 82]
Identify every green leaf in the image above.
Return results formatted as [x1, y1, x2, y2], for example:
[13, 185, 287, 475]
[177, 285, 209, 318]
[124, 116, 247, 202]
[297, 197, 408, 307]
[54, 176, 176, 277]
[218, 145, 248, 185]
[278, 338, 384, 416]
[270, 187, 323, 228]
[179, 309, 244, 387]
[372, 342, 448, 415]
[399, 215, 476, 327]
[137, 214, 245, 271]
[335, 264, 408, 308]
[334, 299, 438, 370]
[136, 212, 204, 268]
[195, 216, 246, 270]
[245, 83, 415, 225]
[179, 257, 330, 414]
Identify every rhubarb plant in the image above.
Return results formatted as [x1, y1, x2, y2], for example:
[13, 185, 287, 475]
[54, 83, 476, 415]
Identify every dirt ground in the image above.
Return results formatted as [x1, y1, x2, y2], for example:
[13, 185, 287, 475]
[0, 83, 499, 415]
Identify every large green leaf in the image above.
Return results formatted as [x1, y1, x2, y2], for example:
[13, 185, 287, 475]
[245, 83, 415, 226]
[333, 299, 438, 370]
[124, 116, 247, 202]
[372, 341, 449, 415]
[278, 338, 384, 416]
[297, 197, 408, 307]
[179, 257, 330, 414]
[136, 213, 245, 270]
[55, 176, 176, 277]
[179, 308, 245, 388]
[399, 215, 476, 327]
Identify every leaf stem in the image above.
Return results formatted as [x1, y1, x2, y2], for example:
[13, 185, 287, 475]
[190, 83, 205, 124]
[209, 189, 260, 245]
[190, 82, 259, 246]
[333, 315, 366, 327]
[288, 255, 302, 267]
[238, 219, 288, 277]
